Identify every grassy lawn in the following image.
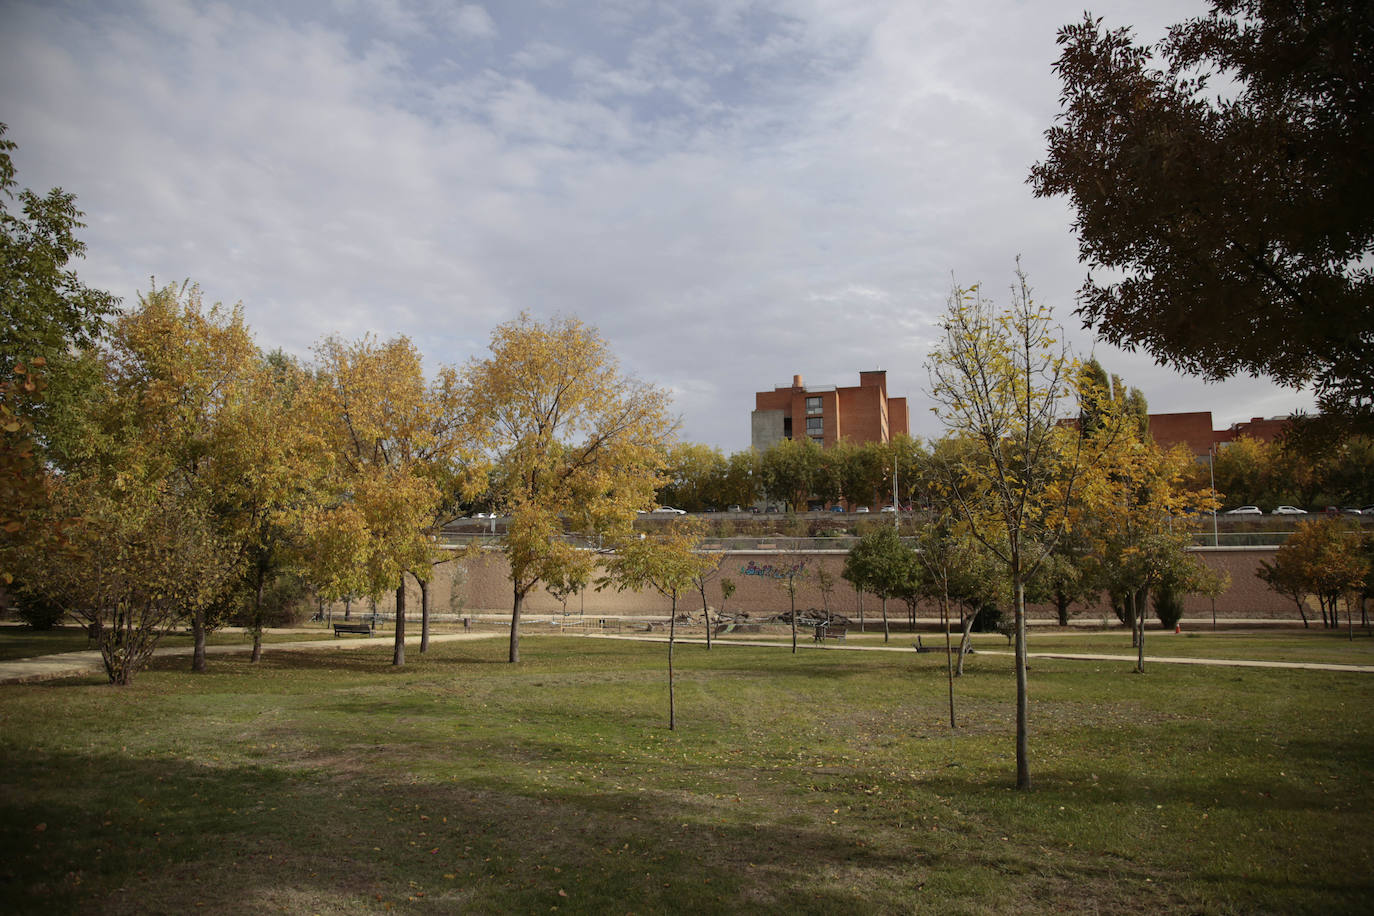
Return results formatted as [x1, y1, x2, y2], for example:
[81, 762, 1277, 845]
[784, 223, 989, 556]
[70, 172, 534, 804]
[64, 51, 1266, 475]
[1, 634, 1371, 914]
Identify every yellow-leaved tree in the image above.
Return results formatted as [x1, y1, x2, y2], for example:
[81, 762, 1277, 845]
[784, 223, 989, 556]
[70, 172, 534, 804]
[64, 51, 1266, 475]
[925, 265, 1088, 790]
[308, 336, 484, 667]
[464, 313, 672, 663]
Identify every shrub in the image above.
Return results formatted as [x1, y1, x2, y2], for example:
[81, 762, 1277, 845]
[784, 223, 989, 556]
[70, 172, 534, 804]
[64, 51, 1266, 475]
[1154, 585, 1185, 630]
[14, 587, 66, 630]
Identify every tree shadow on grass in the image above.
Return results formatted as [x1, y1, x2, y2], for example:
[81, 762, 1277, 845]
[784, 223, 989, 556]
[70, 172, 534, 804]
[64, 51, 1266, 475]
[2, 747, 920, 915]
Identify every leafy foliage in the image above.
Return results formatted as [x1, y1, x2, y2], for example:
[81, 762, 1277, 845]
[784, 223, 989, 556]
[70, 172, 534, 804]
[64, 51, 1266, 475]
[0, 124, 119, 373]
[1030, 2, 1374, 430]
[465, 313, 671, 662]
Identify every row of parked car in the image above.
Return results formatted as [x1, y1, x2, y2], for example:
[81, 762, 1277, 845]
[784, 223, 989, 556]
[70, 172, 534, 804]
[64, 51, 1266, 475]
[1225, 505, 1372, 516]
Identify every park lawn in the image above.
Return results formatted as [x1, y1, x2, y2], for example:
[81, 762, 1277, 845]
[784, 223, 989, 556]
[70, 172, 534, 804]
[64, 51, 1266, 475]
[0, 635, 1370, 915]
[0, 626, 369, 662]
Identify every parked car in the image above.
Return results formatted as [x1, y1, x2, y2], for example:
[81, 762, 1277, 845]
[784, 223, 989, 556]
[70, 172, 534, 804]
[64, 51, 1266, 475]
[727, 505, 742, 513]
[856, 506, 870, 513]
[830, 505, 846, 513]
[651, 506, 686, 514]
[880, 505, 896, 513]
[1341, 507, 1363, 515]
[1272, 506, 1308, 515]
[1225, 506, 1262, 515]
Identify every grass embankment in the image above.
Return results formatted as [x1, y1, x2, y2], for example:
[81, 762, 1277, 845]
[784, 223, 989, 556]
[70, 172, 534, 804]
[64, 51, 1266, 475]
[0, 626, 344, 662]
[1, 634, 1371, 914]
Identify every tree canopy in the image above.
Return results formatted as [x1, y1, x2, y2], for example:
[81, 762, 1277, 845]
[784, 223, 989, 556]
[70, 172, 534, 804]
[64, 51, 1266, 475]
[1030, 1, 1374, 431]
[0, 124, 119, 372]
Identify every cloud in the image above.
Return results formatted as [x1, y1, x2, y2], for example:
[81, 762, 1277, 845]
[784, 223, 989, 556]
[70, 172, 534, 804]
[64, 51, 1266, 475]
[0, 0, 1315, 449]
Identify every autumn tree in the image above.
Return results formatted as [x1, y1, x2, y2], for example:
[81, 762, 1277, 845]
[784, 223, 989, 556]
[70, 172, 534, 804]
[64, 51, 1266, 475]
[1260, 517, 1367, 635]
[925, 267, 1087, 789]
[309, 335, 480, 667]
[600, 518, 714, 729]
[13, 284, 254, 683]
[208, 348, 328, 661]
[17, 284, 255, 675]
[1030, 2, 1374, 432]
[465, 313, 672, 663]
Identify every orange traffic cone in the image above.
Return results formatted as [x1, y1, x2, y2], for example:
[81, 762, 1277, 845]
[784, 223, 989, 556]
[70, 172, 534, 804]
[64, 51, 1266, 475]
[1174, 623, 1181, 634]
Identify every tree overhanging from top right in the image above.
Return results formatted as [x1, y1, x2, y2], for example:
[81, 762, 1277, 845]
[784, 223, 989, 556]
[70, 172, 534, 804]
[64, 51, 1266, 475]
[1028, 0, 1374, 434]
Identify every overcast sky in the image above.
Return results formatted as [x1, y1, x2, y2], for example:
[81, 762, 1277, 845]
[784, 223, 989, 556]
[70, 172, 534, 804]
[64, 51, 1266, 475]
[1, 0, 1315, 449]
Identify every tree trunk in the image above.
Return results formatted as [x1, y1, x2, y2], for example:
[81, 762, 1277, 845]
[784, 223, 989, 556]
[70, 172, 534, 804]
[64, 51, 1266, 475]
[955, 608, 977, 677]
[1055, 591, 1069, 627]
[858, 590, 865, 633]
[393, 577, 406, 667]
[668, 592, 677, 731]
[509, 585, 524, 663]
[190, 613, 207, 674]
[699, 583, 712, 651]
[344, 597, 351, 620]
[942, 591, 955, 728]
[789, 588, 797, 654]
[1293, 598, 1309, 628]
[250, 568, 265, 663]
[419, 577, 431, 654]
[1135, 588, 1147, 674]
[1013, 574, 1030, 791]
[881, 596, 890, 643]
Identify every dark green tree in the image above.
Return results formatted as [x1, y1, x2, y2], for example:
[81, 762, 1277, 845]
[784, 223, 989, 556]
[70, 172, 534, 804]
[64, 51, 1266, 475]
[1030, 2, 1374, 431]
[1, 124, 119, 373]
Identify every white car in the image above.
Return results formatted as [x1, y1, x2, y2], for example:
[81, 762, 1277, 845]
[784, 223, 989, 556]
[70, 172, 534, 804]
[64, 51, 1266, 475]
[1272, 506, 1308, 515]
[1225, 506, 1262, 515]
[651, 506, 686, 514]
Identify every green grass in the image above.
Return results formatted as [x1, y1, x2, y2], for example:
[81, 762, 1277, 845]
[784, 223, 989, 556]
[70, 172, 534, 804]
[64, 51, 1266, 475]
[1, 634, 1372, 914]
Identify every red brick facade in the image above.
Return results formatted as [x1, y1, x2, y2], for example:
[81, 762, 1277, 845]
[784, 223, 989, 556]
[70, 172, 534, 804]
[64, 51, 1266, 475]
[751, 371, 910, 450]
[1149, 412, 1290, 457]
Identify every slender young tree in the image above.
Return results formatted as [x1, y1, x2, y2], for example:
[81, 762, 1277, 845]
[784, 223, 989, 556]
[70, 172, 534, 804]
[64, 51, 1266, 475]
[600, 518, 714, 729]
[925, 266, 1089, 790]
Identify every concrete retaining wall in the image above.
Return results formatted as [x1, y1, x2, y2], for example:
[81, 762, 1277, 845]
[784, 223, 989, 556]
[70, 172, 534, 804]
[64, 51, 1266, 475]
[334, 546, 1295, 622]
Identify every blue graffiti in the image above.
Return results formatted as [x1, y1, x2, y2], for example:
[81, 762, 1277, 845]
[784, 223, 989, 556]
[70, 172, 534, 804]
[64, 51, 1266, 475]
[741, 560, 806, 579]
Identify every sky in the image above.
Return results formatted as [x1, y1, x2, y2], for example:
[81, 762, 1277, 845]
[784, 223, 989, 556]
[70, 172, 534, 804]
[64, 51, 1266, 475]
[0, 0, 1316, 450]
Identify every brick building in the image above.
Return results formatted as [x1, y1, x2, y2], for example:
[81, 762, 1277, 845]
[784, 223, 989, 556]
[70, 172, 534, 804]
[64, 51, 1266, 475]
[751, 371, 909, 451]
[1149, 412, 1290, 458]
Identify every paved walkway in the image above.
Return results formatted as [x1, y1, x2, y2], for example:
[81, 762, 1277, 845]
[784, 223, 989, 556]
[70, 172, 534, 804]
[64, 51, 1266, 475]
[573, 632, 1374, 674]
[0, 631, 502, 685]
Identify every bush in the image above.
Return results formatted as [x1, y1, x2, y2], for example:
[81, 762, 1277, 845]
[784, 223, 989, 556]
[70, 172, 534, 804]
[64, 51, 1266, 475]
[1154, 585, 1185, 630]
[14, 587, 66, 630]
[971, 604, 1002, 633]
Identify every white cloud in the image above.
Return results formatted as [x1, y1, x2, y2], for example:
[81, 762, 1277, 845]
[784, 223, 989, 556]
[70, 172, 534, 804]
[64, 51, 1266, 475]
[0, 0, 1316, 449]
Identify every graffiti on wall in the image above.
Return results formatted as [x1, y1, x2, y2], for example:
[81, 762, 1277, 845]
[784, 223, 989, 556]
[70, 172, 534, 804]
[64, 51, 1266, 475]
[740, 559, 807, 579]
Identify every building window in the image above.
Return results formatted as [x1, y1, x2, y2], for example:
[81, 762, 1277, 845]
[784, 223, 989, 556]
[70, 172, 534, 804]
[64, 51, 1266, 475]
[806, 417, 823, 436]
[806, 396, 822, 416]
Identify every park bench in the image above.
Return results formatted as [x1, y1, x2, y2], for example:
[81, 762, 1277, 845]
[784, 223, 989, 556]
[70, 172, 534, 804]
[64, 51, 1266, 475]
[813, 623, 847, 642]
[333, 622, 374, 637]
